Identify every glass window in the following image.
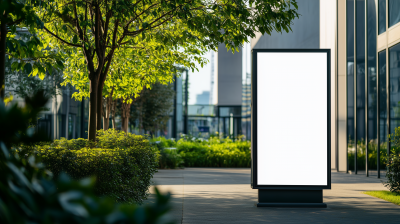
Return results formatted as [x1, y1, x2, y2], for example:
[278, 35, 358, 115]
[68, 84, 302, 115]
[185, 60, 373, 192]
[389, 0, 400, 28]
[389, 43, 400, 156]
[219, 107, 241, 117]
[187, 117, 218, 138]
[367, 0, 377, 171]
[83, 99, 89, 139]
[378, 50, 387, 171]
[356, 0, 366, 171]
[75, 99, 82, 138]
[378, 0, 386, 34]
[347, 0, 355, 171]
[188, 105, 216, 116]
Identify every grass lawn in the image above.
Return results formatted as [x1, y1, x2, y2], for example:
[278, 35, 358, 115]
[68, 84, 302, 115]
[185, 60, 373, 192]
[364, 191, 400, 206]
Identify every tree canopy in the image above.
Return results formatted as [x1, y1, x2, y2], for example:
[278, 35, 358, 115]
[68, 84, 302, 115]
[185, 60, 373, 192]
[32, 0, 298, 140]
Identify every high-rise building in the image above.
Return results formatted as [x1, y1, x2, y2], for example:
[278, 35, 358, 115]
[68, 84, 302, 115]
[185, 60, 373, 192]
[195, 91, 210, 105]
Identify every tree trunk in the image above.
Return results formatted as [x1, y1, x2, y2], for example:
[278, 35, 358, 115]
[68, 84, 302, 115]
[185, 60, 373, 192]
[88, 78, 98, 141]
[102, 98, 108, 130]
[0, 13, 8, 100]
[121, 100, 131, 133]
[96, 82, 104, 130]
[111, 97, 116, 129]
[103, 89, 113, 130]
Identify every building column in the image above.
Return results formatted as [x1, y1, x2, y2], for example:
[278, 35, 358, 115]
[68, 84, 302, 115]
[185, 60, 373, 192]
[337, 0, 348, 172]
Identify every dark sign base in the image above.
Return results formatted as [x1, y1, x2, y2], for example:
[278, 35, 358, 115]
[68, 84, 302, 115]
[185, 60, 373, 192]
[257, 189, 326, 208]
[257, 203, 327, 208]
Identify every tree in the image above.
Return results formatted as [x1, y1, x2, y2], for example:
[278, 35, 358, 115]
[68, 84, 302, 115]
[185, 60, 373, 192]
[4, 32, 66, 99]
[61, 36, 204, 131]
[129, 82, 175, 134]
[36, 0, 299, 141]
[97, 47, 196, 131]
[0, 0, 64, 100]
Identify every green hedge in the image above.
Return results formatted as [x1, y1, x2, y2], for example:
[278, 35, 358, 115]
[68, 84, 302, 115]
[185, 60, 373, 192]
[33, 129, 159, 204]
[151, 136, 251, 168]
[1, 91, 172, 224]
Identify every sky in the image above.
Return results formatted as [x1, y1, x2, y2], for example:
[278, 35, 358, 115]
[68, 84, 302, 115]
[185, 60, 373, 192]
[187, 42, 251, 105]
[188, 51, 212, 105]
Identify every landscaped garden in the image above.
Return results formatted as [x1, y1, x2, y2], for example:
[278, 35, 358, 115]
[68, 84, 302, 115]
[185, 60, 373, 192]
[151, 135, 251, 169]
[0, 92, 171, 223]
[1, 92, 253, 224]
[15, 129, 252, 204]
[0, 0, 300, 220]
[5, 0, 400, 222]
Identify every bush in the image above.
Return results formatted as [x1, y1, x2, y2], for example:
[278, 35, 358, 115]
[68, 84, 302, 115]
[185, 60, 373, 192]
[384, 153, 400, 194]
[385, 127, 400, 193]
[0, 91, 173, 224]
[158, 148, 184, 169]
[32, 129, 159, 204]
[151, 137, 183, 169]
[151, 136, 251, 168]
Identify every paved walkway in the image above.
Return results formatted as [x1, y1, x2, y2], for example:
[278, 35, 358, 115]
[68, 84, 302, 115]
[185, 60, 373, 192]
[146, 168, 400, 224]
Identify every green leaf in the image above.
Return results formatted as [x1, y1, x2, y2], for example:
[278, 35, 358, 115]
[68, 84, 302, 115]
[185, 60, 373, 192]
[45, 63, 53, 75]
[32, 65, 39, 76]
[56, 60, 64, 69]
[73, 35, 78, 44]
[39, 72, 45, 80]
[24, 63, 33, 74]
[11, 62, 19, 71]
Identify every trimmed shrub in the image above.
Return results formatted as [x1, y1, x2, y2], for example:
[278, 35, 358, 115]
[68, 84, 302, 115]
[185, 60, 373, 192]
[151, 136, 251, 168]
[34, 129, 159, 204]
[151, 139, 183, 169]
[158, 148, 184, 169]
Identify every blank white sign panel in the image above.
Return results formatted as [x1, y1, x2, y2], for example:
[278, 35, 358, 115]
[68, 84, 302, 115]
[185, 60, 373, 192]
[257, 52, 328, 186]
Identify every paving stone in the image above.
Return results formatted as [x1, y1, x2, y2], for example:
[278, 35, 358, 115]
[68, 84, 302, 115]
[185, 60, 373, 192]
[145, 168, 400, 223]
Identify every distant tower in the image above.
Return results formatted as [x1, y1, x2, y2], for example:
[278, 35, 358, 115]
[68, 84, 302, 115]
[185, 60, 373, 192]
[209, 51, 214, 105]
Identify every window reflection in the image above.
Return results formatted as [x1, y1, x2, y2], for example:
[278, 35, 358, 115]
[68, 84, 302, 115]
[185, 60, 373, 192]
[367, 0, 377, 171]
[378, 0, 386, 34]
[219, 107, 241, 117]
[389, 0, 400, 28]
[347, 0, 355, 171]
[389, 43, 400, 157]
[356, 0, 366, 172]
[378, 50, 387, 171]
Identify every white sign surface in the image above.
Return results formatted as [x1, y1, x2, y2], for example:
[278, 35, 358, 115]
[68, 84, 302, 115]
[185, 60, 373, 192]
[257, 52, 328, 186]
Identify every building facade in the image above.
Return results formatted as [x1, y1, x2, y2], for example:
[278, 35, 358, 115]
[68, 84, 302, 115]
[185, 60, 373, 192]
[338, 0, 400, 176]
[251, 0, 400, 176]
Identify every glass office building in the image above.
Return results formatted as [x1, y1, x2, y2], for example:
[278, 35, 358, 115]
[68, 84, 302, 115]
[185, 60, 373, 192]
[344, 0, 400, 177]
[251, 0, 400, 177]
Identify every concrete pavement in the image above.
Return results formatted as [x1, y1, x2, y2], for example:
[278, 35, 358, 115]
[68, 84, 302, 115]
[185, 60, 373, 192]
[146, 168, 400, 223]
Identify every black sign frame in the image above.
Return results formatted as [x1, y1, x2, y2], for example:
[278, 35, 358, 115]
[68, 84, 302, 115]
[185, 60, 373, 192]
[251, 49, 331, 190]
